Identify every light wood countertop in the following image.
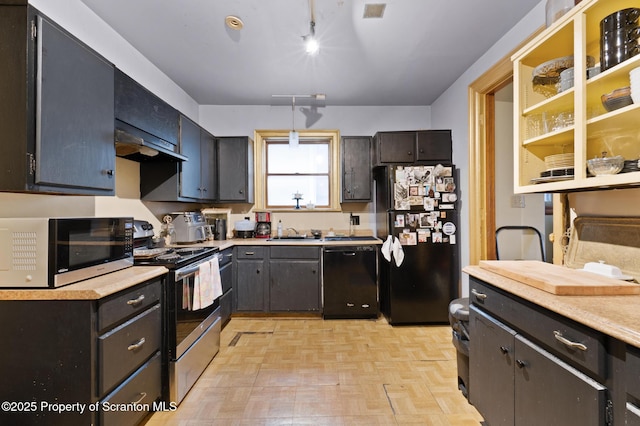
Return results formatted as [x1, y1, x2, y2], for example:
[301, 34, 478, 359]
[464, 265, 640, 348]
[174, 236, 382, 249]
[0, 266, 167, 301]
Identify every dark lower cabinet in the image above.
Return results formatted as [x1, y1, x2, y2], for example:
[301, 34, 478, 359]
[0, 4, 115, 195]
[219, 247, 234, 326]
[233, 246, 321, 313]
[468, 277, 616, 426]
[234, 246, 268, 312]
[470, 306, 607, 426]
[0, 278, 163, 426]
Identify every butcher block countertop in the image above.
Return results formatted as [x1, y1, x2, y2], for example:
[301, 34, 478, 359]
[0, 266, 168, 301]
[464, 264, 640, 348]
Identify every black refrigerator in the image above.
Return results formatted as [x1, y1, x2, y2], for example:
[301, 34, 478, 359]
[374, 164, 459, 325]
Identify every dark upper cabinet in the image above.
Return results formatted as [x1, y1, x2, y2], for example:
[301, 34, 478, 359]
[140, 115, 216, 202]
[341, 136, 372, 202]
[216, 136, 254, 203]
[0, 5, 115, 195]
[416, 130, 452, 163]
[200, 128, 217, 201]
[114, 69, 179, 150]
[177, 115, 202, 199]
[374, 131, 416, 164]
[373, 130, 452, 166]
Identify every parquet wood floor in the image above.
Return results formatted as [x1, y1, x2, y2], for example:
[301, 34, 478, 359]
[144, 317, 483, 425]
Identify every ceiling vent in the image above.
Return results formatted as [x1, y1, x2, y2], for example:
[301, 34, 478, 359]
[363, 3, 386, 19]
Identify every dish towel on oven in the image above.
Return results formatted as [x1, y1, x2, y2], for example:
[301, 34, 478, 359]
[192, 257, 223, 310]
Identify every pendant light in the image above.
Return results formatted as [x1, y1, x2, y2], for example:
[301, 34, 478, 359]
[302, 0, 319, 55]
[272, 94, 326, 147]
[289, 96, 298, 148]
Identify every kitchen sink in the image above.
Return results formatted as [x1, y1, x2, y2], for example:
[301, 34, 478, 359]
[267, 235, 316, 241]
[322, 236, 377, 241]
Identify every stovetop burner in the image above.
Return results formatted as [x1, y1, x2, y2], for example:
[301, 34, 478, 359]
[156, 252, 181, 261]
[134, 245, 218, 269]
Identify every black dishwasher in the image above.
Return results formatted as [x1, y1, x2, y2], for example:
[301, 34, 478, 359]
[323, 245, 378, 319]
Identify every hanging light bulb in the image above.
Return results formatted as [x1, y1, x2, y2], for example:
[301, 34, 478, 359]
[289, 96, 298, 148]
[303, 0, 319, 55]
[304, 21, 319, 55]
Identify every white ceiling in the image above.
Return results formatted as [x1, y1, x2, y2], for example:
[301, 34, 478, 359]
[80, 0, 539, 107]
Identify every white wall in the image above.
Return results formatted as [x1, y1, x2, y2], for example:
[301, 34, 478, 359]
[429, 0, 547, 295]
[199, 105, 431, 137]
[494, 98, 546, 261]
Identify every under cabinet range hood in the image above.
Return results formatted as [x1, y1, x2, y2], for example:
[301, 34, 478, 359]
[114, 121, 187, 162]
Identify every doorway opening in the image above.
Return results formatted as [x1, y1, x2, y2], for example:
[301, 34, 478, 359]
[467, 27, 566, 265]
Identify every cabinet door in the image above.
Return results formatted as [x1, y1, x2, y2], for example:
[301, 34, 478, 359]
[376, 132, 415, 164]
[416, 130, 452, 163]
[341, 136, 372, 202]
[514, 334, 607, 426]
[269, 260, 320, 311]
[36, 15, 115, 192]
[200, 129, 216, 201]
[217, 137, 253, 202]
[178, 115, 202, 200]
[235, 260, 266, 312]
[469, 306, 515, 426]
[114, 69, 178, 146]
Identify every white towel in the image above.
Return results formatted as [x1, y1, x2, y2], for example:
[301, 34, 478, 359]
[195, 258, 223, 310]
[210, 256, 223, 301]
[392, 236, 404, 266]
[381, 235, 393, 262]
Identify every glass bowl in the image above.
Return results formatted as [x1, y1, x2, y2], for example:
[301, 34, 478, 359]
[587, 154, 624, 176]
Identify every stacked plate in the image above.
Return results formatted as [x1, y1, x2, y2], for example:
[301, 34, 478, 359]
[545, 153, 574, 170]
[622, 159, 640, 173]
[631, 67, 640, 104]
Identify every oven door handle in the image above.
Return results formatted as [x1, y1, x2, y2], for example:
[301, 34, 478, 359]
[174, 254, 218, 281]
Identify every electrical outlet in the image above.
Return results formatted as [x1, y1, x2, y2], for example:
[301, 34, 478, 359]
[350, 214, 360, 225]
[510, 195, 525, 208]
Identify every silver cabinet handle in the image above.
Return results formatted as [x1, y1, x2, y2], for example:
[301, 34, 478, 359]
[471, 288, 487, 300]
[245, 251, 255, 256]
[346, 303, 355, 307]
[127, 294, 145, 306]
[132, 392, 147, 405]
[362, 304, 370, 308]
[127, 337, 146, 351]
[553, 330, 587, 351]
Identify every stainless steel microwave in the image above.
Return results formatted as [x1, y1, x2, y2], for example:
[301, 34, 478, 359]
[0, 217, 134, 288]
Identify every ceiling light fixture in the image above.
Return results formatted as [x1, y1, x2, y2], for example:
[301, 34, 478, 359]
[224, 15, 244, 30]
[302, 0, 319, 55]
[289, 96, 299, 148]
[271, 94, 327, 147]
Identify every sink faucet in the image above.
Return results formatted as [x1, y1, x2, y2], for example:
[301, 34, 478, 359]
[286, 227, 299, 236]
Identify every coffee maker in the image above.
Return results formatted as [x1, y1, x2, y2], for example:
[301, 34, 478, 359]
[255, 211, 271, 238]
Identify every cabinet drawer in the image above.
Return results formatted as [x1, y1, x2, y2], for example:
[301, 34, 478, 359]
[470, 278, 606, 379]
[219, 248, 233, 267]
[627, 347, 640, 399]
[98, 279, 162, 332]
[236, 246, 266, 259]
[220, 261, 233, 293]
[270, 246, 320, 259]
[100, 351, 161, 426]
[98, 304, 161, 396]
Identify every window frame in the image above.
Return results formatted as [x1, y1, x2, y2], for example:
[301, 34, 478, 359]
[254, 129, 341, 211]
